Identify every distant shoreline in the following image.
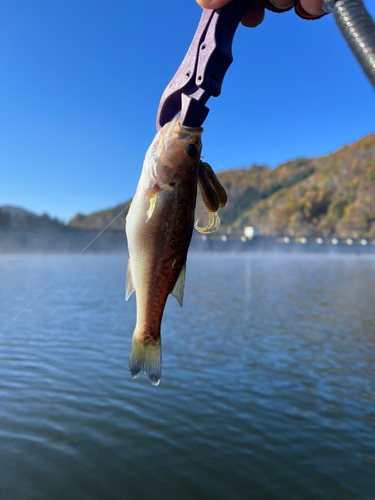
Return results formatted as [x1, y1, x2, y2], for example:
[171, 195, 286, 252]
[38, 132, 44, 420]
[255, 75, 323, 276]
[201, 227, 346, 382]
[1, 231, 374, 255]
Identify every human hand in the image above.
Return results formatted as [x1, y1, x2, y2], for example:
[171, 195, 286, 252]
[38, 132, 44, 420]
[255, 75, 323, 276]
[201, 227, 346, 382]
[196, 0, 325, 28]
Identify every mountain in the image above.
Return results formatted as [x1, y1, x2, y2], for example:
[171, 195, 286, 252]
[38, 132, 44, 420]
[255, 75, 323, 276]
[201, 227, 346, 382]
[0, 206, 37, 217]
[68, 201, 131, 233]
[69, 133, 375, 239]
[0, 205, 127, 252]
[195, 133, 375, 238]
[0, 205, 66, 231]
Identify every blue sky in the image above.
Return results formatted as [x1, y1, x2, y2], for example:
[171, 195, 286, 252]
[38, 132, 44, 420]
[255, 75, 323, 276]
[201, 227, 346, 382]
[1, 0, 374, 222]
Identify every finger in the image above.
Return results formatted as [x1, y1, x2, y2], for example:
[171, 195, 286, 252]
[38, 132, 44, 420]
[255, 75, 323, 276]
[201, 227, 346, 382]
[196, 0, 233, 8]
[241, 0, 265, 27]
[299, 0, 325, 16]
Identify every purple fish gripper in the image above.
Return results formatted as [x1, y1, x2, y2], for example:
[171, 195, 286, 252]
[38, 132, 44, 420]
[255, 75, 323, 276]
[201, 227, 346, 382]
[156, 0, 254, 131]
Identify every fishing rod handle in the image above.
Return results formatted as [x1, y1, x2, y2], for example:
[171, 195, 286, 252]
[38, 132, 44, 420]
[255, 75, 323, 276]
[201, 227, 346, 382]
[325, 0, 375, 89]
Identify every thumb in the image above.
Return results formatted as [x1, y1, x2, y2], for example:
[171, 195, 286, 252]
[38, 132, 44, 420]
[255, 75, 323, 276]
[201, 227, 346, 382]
[196, 0, 234, 8]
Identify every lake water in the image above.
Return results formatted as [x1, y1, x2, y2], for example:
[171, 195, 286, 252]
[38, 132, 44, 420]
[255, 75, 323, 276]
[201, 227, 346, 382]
[0, 253, 374, 500]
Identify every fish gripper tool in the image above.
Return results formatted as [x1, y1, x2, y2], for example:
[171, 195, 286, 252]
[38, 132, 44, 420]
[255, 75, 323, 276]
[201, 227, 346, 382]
[156, 0, 254, 131]
[156, 0, 375, 131]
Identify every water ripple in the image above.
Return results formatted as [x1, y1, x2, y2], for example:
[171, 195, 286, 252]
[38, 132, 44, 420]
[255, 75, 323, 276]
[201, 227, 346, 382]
[0, 253, 374, 500]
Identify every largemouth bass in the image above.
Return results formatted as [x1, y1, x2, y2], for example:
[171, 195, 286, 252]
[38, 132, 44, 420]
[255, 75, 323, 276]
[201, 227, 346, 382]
[125, 115, 203, 385]
[126, 114, 227, 386]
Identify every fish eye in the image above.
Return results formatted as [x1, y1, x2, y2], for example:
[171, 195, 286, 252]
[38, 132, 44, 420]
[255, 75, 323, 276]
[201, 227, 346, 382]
[186, 144, 198, 158]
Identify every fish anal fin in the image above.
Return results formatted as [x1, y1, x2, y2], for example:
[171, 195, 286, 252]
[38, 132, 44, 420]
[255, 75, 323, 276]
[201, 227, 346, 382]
[129, 335, 161, 386]
[171, 262, 186, 307]
[125, 260, 135, 301]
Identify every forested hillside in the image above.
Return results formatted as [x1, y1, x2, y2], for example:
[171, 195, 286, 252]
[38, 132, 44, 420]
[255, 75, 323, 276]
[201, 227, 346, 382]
[195, 133, 375, 238]
[69, 134, 375, 238]
[69, 202, 130, 233]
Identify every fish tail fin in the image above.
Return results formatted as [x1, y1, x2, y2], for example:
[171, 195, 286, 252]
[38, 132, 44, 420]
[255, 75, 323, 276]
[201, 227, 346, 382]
[129, 333, 161, 386]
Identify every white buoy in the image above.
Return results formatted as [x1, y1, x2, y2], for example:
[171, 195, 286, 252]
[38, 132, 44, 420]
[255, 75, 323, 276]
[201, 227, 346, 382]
[283, 237, 290, 243]
[346, 238, 353, 245]
[201, 235, 207, 241]
[221, 235, 227, 242]
[240, 235, 247, 242]
[300, 237, 307, 244]
[244, 226, 259, 239]
[331, 238, 338, 245]
[316, 237, 323, 244]
[360, 239, 367, 245]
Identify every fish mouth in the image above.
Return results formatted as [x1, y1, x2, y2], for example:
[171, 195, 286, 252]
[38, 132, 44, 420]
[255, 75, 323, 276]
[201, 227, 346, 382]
[179, 124, 204, 135]
[168, 114, 203, 140]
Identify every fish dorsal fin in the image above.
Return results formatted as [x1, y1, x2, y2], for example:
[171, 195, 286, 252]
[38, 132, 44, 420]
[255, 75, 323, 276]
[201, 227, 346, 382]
[171, 262, 186, 307]
[125, 260, 135, 301]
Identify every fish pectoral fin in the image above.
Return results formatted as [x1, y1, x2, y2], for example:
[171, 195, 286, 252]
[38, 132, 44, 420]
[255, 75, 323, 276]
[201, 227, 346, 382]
[145, 185, 159, 222]
[129, 335, 161, 386]
[171, 262, 186, 307]
[125, 260, 135, 301]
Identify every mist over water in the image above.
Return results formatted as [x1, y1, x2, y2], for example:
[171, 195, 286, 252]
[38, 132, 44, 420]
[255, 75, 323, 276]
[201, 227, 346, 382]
[0, 253, 374, 500]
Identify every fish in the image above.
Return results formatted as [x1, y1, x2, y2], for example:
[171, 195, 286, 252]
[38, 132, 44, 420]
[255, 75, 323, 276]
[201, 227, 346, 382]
[125, 114, 227, 386]
[125, 114, 203, 385]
